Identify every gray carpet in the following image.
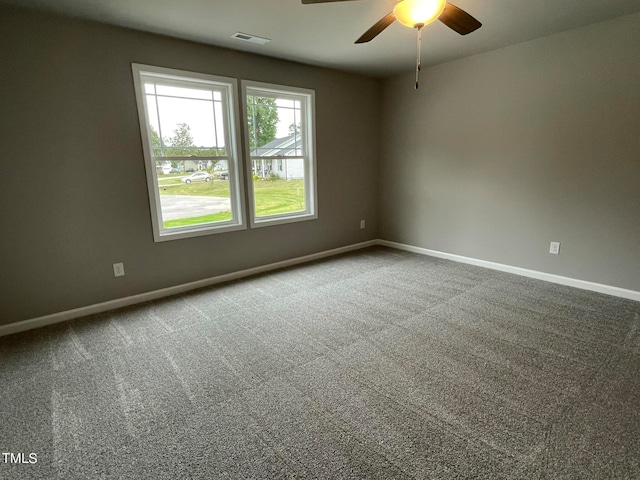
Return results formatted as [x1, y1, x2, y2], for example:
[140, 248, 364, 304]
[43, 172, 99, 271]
[1, 247, 639, 479]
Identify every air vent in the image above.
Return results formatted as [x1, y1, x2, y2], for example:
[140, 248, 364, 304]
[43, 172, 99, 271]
[231, 32, 271, 45]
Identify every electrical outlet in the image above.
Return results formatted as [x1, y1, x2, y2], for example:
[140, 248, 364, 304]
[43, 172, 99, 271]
[360, 219, 366, 229]
[549, 242, 561, 255]
[113, 262, 125, 277]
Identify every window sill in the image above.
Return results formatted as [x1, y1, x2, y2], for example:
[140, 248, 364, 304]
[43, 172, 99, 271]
[154, 222, 246, 242]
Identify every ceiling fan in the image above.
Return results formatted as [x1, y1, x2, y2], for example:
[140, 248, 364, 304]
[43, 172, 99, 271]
[301, 0, 482, 88]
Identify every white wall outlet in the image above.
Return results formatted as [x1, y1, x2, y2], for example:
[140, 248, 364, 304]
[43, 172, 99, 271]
[113, 262, 125, 277]
[360, 219, 366, 229]
[549, 242, 561, 255]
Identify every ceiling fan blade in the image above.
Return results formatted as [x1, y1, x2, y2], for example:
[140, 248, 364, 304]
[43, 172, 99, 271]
[438, 3, 482, 35]
[355, 12, 395, 44]
[301, 0, 361, 4]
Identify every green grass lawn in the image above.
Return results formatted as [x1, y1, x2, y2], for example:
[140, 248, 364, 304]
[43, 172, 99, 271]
[160, 178, 305, 229]
[253, 179, 305, 216]
[163, 211, 232, 228]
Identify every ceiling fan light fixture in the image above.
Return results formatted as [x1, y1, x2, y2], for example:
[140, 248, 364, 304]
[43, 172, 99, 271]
[393, 0, 447, 28]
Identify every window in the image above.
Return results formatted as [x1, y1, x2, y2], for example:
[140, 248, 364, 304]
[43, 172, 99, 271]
[132, 64, 245, 241]
[243, 81, 317, 227]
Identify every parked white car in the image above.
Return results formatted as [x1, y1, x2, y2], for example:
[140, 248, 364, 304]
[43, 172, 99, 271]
[181, 172, 212, 184]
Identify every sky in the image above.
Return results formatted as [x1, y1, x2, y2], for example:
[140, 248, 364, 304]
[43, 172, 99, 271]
[144, 82, 298, 149]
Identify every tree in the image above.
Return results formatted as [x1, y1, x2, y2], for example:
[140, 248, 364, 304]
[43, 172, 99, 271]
[288, 122, 301, 137]
[247, 96, 279, 150]
[165, 123, 195, 157]
[149, 125, 163, 156]
[155, 123, 220, 172]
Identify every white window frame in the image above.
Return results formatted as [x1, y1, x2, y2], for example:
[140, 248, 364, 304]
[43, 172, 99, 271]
[242, 81, 317, 228]
[132, 64, 246, 242]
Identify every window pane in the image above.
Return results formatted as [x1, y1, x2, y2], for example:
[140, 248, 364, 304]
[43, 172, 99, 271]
[156, 160, 232, 229]
[246, 95, 303, 156]
[144, 80, 227, 157]
[252, 161, 306, 217]
[156, 84, 213, 100]
[155, 96, 223, 156]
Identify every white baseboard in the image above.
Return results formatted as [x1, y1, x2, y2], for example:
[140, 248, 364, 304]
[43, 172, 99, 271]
[2, 238, 638, 337]
[378, 239, 640, 302]
[0, 240, 377, 337]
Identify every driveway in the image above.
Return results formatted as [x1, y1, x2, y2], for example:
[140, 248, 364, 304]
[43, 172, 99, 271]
[159, 195, 231, 221]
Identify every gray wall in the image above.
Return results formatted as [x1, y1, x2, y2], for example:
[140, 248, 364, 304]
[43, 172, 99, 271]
[2, 6, 638, 327]
[0, 6, 381, 325]
[380, 13, 640, 292]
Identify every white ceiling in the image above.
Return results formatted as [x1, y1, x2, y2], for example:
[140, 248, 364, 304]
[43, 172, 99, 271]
[5, 0, 640, 77]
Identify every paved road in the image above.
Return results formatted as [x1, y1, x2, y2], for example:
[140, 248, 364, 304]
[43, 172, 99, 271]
[159, 195, 231, 221]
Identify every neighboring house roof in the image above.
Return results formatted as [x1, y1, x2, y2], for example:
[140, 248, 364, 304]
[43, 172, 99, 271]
[250, 133, 301, 157]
